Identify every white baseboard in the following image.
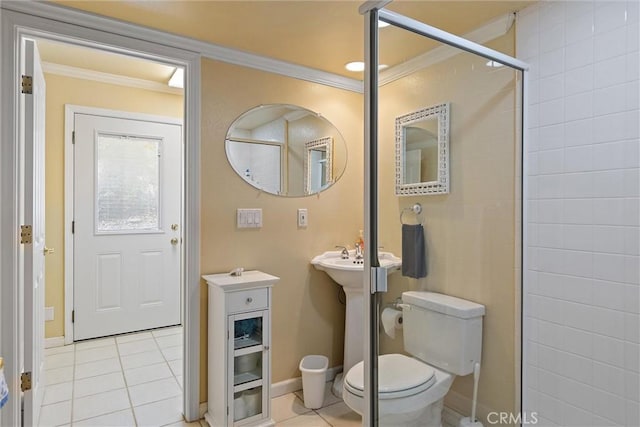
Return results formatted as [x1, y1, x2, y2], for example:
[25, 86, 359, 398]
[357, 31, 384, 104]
[443, 406, 464, 427]
[271, 365, 342, 398]
[45, 336, 65, 348]
[199, 402, 208, 420]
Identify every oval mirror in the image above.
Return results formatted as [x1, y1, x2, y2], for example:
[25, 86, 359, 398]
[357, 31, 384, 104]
[225, 104, 347, 197]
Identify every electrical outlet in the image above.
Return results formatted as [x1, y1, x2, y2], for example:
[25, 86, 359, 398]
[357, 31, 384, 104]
[298, 208, 308, 227]
[45, 306, 54, 321]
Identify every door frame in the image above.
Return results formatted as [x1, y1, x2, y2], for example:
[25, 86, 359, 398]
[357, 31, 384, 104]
[0, 7, 202, 424]
[64, 105, 184, 344]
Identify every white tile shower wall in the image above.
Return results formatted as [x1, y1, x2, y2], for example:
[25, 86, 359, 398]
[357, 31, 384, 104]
[519, 2, 639, 426]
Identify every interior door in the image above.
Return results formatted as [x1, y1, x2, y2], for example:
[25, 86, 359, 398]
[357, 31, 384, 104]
[22, 38, 47, 427]
[73, 113, 182, 340]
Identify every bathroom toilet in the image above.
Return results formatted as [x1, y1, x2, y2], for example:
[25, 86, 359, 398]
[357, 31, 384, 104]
[342, 291, 485, 427]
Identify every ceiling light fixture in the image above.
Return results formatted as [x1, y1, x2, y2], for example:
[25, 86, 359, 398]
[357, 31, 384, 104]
[168, 67, 184, 88]
[344, 62, 389, 72]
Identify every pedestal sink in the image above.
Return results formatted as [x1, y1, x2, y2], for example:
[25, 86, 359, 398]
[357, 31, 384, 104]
[311, 250, 402, 397]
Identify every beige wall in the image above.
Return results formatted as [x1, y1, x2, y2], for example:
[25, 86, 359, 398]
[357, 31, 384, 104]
[377, 30, 520, 420]
[44, 73, 183, 338]
[200, 59, 363, 401]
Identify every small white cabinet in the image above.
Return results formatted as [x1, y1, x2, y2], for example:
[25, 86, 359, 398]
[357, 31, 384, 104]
[203, 271, 279, 427]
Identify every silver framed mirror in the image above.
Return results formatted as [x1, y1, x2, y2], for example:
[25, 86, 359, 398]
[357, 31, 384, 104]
[225, 104, 347, 197]
[395, 103, 450, 195]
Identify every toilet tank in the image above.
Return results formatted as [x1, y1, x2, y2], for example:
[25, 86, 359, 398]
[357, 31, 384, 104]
[402, 291, 485, 376]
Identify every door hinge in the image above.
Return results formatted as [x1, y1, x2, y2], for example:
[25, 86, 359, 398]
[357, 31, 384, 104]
[72, 131, 75, 144]
[20, 225, 33, 244]
[21, 75, 33, 94]
[20, 372, 32, 392]
[72, 221, 75, 234]
[72, 310, 75, 323]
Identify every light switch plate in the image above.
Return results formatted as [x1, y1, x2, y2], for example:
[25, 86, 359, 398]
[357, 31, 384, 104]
[298, 208, 308, 227]
[237, 209, 262, 228]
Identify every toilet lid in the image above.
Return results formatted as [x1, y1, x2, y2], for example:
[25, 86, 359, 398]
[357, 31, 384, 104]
[344, 354, 436, 399]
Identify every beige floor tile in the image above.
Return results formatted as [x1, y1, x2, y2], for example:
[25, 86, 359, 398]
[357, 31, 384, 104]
[44, 345, 74, 356]
[72, 409, 136, 426]
[75, 337, 115, 350]
[276, 413, 331, 426]
[116, 331, 153, 344]
[315, 401, 362, 427]
[75, 345, 118, 364]
[161, 345, 184, 361]
[152, 326, 183, 338]
[272, 393, 312, 422]
[294, 381, 342, 409]
[164, 421, 202, 427]
[120, 349, 165, 370]
[118, 338, 160, 356]
[124, 362, 173, 386]
[44, 366, 73, 386]
[74, 371, 125, 398]
[168, 359, 183, 377]
[72, 388, 130, 422]
[44, 352, 75, 370]
[42, 382, 72, 405]
[134, 395, 183, 426]
[75, 358, 121, 380]
[38, 400, 71, 427]
[128, 376, 181, 407]
[156, 333, 183, 348]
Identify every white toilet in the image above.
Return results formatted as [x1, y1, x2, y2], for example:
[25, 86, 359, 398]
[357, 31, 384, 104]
[343, 291, 485, 427]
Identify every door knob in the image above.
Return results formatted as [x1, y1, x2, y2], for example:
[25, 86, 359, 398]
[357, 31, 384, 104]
[170, 238, 179, 245]
[43, 246, 55, 256]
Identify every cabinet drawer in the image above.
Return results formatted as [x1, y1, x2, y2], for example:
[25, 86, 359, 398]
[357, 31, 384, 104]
[228, 288, 268, 312]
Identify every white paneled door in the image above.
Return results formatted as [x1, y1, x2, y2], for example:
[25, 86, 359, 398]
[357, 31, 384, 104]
[22, 38, 47, 427]
[73, 112, 182, 341]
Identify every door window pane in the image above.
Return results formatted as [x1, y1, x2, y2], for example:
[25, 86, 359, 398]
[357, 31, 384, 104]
[96, 134, 161, 233]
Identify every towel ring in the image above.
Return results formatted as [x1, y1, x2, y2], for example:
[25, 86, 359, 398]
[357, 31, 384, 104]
[400, 203, 424, 225]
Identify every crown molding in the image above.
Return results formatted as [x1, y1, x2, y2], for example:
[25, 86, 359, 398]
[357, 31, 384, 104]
[41, 62, 184, 95]
[379, 12, 516, 86]
[1, 1, 364, 93]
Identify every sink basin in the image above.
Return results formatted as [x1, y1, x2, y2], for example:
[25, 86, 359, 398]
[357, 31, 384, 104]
[311, 250, 401, 288]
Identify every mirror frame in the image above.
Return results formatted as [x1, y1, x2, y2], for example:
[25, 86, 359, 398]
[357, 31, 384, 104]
[303, 136, 333, 195]
[395, 102, 450, 195]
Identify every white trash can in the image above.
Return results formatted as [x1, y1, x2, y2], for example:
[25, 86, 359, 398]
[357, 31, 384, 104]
[299, 355, 328, 409]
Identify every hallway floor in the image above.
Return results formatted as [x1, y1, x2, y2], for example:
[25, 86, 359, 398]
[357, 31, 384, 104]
[39, 326, 360, 426]
[39, 326, 184, 426]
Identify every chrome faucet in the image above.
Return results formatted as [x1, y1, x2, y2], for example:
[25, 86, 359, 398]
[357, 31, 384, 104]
[355, 243, 363, 260]
[335, 246, 350, 259]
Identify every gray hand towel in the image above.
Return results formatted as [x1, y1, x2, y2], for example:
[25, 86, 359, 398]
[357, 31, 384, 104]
[402, 224, 427, 278]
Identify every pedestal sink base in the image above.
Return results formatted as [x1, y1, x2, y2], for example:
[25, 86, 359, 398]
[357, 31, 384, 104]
[332, 373, 345, 398]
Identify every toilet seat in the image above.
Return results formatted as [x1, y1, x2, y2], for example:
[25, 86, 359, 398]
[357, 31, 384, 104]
[344, 354, 436, 399]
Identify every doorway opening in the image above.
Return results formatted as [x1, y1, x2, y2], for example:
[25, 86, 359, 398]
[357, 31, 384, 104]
[35, 36, 187, 426]
[1, 7, 201, 423]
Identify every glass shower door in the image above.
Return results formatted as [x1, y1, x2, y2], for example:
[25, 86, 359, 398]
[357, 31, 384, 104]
[361, 4, 527, 425]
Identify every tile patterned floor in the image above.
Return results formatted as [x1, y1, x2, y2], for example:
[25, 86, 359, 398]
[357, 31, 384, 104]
[39, 326, 188, 427]
[41, 326, 360, 426]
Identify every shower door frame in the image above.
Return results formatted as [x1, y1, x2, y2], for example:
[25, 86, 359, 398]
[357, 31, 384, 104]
[359, 2, 530, 425]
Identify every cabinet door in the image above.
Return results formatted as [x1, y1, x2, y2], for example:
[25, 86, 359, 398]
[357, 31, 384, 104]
[228, 310, 270, 426]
